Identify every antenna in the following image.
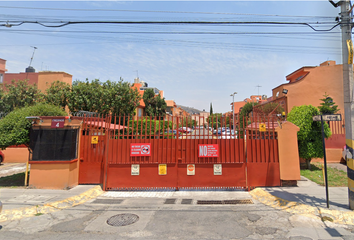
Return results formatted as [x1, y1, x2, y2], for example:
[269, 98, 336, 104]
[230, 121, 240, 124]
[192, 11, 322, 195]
[29, 46, 37, 67]
[255, 85, 262, 95]
[135, 70, 139, 78]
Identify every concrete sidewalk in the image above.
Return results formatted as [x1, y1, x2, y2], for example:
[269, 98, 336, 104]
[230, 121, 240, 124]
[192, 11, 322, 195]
[263, 176, 350, 212]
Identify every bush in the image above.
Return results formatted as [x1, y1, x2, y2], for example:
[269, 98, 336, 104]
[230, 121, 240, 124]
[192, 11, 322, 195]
[0, 103, 67, 149]
[287, 105, 331, 169]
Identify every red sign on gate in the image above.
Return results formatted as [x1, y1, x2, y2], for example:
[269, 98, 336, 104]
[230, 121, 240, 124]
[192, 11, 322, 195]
[198, 144, 219, 157]
[130, 143, 151, 156]
[51, 119, 65, 128]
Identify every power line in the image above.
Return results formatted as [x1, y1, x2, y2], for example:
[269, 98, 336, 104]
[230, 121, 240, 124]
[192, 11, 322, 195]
[0, 5, 336, 19]
[1, 20, 341, 32]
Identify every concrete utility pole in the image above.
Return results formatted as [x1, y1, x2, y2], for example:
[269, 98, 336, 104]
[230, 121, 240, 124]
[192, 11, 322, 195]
[331, 0, 354, 209]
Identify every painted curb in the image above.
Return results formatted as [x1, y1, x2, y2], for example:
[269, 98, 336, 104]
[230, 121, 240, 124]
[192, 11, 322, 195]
[0, 185, 103, 222]
[250, 188, 354, 225]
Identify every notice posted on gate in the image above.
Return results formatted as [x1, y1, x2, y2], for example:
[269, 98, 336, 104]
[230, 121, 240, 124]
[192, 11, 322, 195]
[130, 143, 151, 156]
[198, 144, 219, 158]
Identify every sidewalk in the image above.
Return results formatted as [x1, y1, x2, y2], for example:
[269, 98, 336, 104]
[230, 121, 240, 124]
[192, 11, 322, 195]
[263, 176, 350, 212]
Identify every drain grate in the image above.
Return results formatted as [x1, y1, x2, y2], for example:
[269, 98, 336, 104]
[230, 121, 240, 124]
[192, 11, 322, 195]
[164, 198, 176, 204]
[197, 200, 223, 205]
[181, 199, 193, 204]
[92, 199, 124, 204]
[224, 199, 253, 204]
[106, 214, 139, 227]
[197, 199, 253, 205]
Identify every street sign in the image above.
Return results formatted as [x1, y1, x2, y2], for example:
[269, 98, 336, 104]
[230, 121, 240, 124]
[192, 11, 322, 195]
[313, 114, 342, 122]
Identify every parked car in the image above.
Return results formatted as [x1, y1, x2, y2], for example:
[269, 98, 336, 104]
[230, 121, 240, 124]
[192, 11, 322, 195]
[0, 150, 4, 164]
[178, 127, 192, 133]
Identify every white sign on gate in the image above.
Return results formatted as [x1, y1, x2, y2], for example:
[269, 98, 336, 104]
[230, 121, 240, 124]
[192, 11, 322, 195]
[131, 164, 140, 175]
[187, 164, 195, 175]
[214, 164, 222, 175]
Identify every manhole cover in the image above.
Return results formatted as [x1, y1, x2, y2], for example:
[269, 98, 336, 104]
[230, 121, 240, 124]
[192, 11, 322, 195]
[164, 198, 176, 204]
[181, 199, 193, 204]
[106, 214, 139, 227]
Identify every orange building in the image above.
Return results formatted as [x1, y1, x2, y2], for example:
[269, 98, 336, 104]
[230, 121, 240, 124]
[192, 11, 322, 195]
[1, 58, 72, 92]
[231, 95, 268, 114]
[272, 60, 344, 114]
[131, 77, 164, 119]
[271, 60, 346, 163]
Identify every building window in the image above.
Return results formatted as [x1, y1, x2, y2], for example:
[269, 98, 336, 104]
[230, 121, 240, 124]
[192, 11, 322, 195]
[138, 108, 143, 117]
[0, 74, 3, 84]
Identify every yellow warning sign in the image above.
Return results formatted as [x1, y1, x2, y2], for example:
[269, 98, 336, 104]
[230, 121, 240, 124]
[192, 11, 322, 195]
[347, 39, 353, 64]
[159, 164, 167, 175]
[91, 136, 98, 144]
[259, 123, 266, 132]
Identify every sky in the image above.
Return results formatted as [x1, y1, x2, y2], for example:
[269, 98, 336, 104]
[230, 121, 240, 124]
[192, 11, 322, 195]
[0, 1, 343, 113]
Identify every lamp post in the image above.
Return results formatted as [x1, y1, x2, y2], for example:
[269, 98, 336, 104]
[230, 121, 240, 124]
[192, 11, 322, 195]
[230, 92, 237, 131]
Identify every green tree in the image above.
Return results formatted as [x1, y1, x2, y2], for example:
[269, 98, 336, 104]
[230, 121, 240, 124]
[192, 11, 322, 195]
[143, 89, 167, 118]
[45, 81, 71, 109]
[210, 102, 213, 115]
[239, 102, 258, 129]
[0, 103, 67, 149]
[287, 105, 332, 170]
[2, 79, 44, 113]
[67, 79, 105, 114]
[318, 93, 339, 115]
[67, 78, 141, 117]
[105, 79, 141, 117]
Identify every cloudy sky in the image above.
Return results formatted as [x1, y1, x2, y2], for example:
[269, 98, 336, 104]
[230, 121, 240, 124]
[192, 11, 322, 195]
[0, 1, 342, 113]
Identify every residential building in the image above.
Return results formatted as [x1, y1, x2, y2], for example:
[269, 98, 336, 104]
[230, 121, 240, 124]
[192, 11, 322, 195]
[231, 95, 268, 115]
[131, 77, 164, 119]
[0, 58, 72, 92]
[271, 60, 346, 163]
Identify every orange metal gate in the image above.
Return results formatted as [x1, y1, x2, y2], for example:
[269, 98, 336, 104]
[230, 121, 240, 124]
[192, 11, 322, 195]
[79, 115, 280, 190]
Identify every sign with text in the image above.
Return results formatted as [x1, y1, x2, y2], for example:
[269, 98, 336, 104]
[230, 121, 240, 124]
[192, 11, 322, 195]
[187, 164, 195, 175]
[130, 143, 151, 156]
[198, 144, 219, 158]
[91, 136, 98, 144]
[259, 123, 266, 132]
[159, 164, 167, 175]
[313, 114, 342, 122]
[51, 119, 64, 128]
[214, 164, 222, 175]
[131, 164, 140, 175]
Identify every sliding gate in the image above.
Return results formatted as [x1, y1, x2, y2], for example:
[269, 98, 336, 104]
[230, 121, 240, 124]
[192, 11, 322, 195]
[79, 115, 280, 190]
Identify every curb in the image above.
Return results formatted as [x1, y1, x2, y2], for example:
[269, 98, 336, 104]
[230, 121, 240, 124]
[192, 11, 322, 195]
[250, 188, 354, 225]
[0, 185, 104, 222]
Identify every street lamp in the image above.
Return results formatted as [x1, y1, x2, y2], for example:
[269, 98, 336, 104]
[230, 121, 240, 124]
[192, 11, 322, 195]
[230, 92, 237, 131]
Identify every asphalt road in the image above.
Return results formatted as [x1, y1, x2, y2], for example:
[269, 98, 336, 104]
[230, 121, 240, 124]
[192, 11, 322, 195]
[1, 193, 354, 240]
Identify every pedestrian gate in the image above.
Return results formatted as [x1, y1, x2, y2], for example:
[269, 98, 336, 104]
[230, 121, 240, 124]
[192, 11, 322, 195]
[79, 115, 280, 190]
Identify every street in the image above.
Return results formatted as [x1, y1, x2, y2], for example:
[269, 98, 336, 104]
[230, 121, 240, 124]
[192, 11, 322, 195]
[1, 191, 354, 240]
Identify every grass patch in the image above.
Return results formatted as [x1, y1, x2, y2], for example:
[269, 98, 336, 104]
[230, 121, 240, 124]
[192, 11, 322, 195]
[35, 213, 44, 216]
[300, 163, 347, 187]
[0, 172, 27, 187]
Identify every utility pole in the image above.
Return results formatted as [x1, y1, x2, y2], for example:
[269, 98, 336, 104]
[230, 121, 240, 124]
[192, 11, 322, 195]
[331, 0, 354, 210]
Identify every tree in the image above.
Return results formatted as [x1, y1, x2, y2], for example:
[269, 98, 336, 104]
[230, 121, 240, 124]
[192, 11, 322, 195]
[143, 89, 167, 118]
[210, 102, 213, 115]
[255, 102, 284, 116]
[67, 78, 141, 117]
[287, 105, 332, 170]
[1, 79, 44, 113]
[0, 103, 67, 149]
[45, 81, 71, 109]
[318, 93, 339, 115]
[239, 102, 258, 129]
